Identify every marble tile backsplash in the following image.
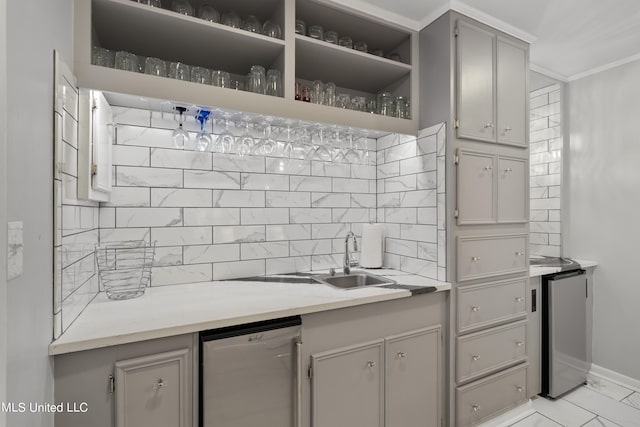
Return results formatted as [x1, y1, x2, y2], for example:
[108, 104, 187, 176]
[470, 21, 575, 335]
[530, 84, 562, 257]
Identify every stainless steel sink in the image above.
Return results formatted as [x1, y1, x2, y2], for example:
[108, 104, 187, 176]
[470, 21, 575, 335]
[313, 271, 396, 290]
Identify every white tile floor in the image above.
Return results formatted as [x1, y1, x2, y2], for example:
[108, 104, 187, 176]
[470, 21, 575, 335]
[497, 377, 640, 427]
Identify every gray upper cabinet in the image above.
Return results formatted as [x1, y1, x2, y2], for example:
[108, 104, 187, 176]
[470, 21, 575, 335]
[457, 149, 496, 224]
[497, 156, 528, 222]
[455, 20, 528, 147]
[496, 38, 527, 146]
[456, 21, 496, 143]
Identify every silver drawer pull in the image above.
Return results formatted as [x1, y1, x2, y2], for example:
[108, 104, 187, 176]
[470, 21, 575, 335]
[516, 386, 524, 393]
[484, 123, 494, 128]
[504, 126, 513, 132]
[472, 404, 480, 412]
[516, 341, 524, 347]
[515, 251, 524, 256]
[366, 361, 376, 368]
[504, 167, 513, 172]
[515, 297, 524, 302]
[471, 306, 480, 312]
[484, 165, 493, 171]
[471, 256, 480, 262]
[472, 355, 480, 361]
[397, 352, 406, 359]
[154, 378, 165, 389]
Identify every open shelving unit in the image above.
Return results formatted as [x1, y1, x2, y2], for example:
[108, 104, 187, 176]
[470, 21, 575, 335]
[74, 0, 419, 134]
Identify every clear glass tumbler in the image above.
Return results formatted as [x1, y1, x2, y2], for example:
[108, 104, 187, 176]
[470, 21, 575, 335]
[169, 62, 191, 81]
[144, 57, 167, 77]
[222, 10, 241, 28]
[308, 25, 324, 40]
[324, 30, 338, 44]
[262, 20, 282, 39]
[191, 66, 212, 85]
[171, 0, 194, 16]
[242, 15, 262, 33]
[248, 65, 266, 94]
[115, 51, 139, 72]
[354, 41, 368, 52]
[338, 36, 353, 49]
[323, 82, 336, 107]
[92, 46, 115, 68]
[295, 19, 306, 35]
[212, 70, 231, 88]
[198, 3, 220, 22]
[311, 80, 324, 104]
[266, 69, 283, 97]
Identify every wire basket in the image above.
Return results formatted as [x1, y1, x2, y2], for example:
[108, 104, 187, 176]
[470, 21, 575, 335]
[95, 241, 156, 300]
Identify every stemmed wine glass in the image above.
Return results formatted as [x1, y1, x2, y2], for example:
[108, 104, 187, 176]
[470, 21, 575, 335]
[195, 109, 212, 152]
[256, 119, 278, 157]
[356, 134, 371, 165]
[345, 132, 361, 163]
[216, 114, 236, 154]
[236, 120, 254, 157]
[312, 126, 332, 162]
[172, 106, 190, 149]
[281, 121, 295, 159]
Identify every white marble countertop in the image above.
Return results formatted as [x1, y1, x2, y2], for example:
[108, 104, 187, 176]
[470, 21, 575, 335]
[49, 268, 450, 356]
[529, 259, 598, 277]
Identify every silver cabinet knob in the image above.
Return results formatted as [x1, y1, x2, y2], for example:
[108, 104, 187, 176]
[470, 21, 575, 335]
[515, 297, 524, 302]
[504, 167, 513, 172]
[471, 306, 480, 312]
[484, 123, 494, 128]
[366, 361, 376, 368]
[472, 355, 480, 361]
[484, 165, 493, 171]
[397, 352, 406, 359]
[472, 404, 480, 412]
[516, 386, 524, 393]
[516, 341, 524, 347]
[515, 252, 524, 256]
[471, 256, 480, 262]
[154, 378, 165, 389]
[504, 126, 513, 132]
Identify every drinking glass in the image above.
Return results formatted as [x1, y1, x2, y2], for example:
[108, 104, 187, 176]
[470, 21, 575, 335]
[115, 51, 139, 72]
[312, 127, 332, 162]
[377, 92, 393, 116]
[395, 96, 408, 119]
[212, 70, 231, 88]
[171, 0, 194, 16]
[371, 48, 384, 57]
[281, 123, 295, 159]
[172, 106, 190, 149]
[324, 30, 338, 44]
[198, 3, 220, 22]
[216, 117, 236, 153]
[308, 25, 323, 40]
[311, 80, 323, 104]
[144, 57, 167, 77]
[169, 62, 191, 81]
[323, 82, 336, 107]
[257, 121, 278, 156]
[266, 69, 283, 97]
[232, 78, 245, 91]
[242, 15, 262, 33]
[388, 52, 402, 62]
[356, 134, 371, 165]
[248, 65, 266, 94]
[236, 121, 254, 157]
[351, 96, 366, 112]
[222, 10, 241, 28]
[295, 19, 306, 35]
[92, 46, 115, 68]
[195, 109, 212, 152]
[336, 93, 350, 109]
[338, 36, 353, 49]
[345, 133, 360, 163]
[190, 66, 211, 85]
[354, 41, 368, 52]
[262, 20, 282, 39]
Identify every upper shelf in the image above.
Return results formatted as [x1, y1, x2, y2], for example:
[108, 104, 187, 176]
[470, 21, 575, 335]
[295, 35, 412, 93]
[92, 0, 285, 73]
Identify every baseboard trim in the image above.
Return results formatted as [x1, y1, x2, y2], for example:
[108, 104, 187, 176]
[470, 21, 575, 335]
[477, 400, 535, 427]
[589, 364, 640, 393]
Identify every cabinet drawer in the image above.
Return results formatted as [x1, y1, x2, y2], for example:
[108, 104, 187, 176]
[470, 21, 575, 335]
[457, 321, 527, 383]
[457, 279, 527, 333]
[457, 234, 527, 282]
[456, 364, 528, 427]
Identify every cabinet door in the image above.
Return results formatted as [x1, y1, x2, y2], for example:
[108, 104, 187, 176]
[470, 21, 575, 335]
[311, 340, 384, 427]
[386, 327, 441, 427]
[497, 37, 527, 147]
[456, 21, 496, 143]
[114, 348, 191, 427]
[457, 149, 496, 224]
[497, 156, 527, 223]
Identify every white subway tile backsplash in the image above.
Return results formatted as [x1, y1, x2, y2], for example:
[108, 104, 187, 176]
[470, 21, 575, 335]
[418, 242, 438, 261]
[311, 192, 350, 208]
[377, 133, 398, 150]
[183, 244, 240, 264]
[99, 227, 151, 244]
[184, 208, 240, 226]
[377, 161, 399, 178]
[266, 256, 311, 275]
[417, 134, 436, 155]
[400, 257, 437, 278]
[400, 224, 437, 242]
[154, 246, 184, 266]
[151, 148, 212, 170]
[400, 189, 436, 207]
[266, 224, 311, 241]
[152, 264, 213, 286]
[151, 226, 212, 246]
[213, 190, 265, 208]
[241, 241, 289, 260]
[530, 187, 549, 199]
[378, 193, 400, 208]
[400, 153, 436, 175]
[213, 259, 265, 280]
[62, 277, 98, 332]
[530, 233, 549, 245]
[385, 208, 417, 224]
[266, 158, 310, 175]
[112, 145, 150, 168]
[386, 238, 417, 257]
[213, 225, 266, 243]
[117, 207, 182, 228]
[150, 111, 203, 132]
[152, 188, 212, 207]
[117, 166, 183, 188]
[241, 208, 289, 225]
[385, 140, 416, 162]
[184, 170, 240, 189]
[311, 254, 342, 271]
[266, 191, 310, 207]
[311, 223, 349, 240]
[212, 153, 265, 173]
[104, 187, 151, 207]
[530, 198, 561, 210]
[112, 106, 151, 127]
[417, 207, 437, 225]
[290, 239, 332, 256]
[241, 173, 289, 191]
[291, 176, 332, 192]
[530, 210, 549, 221]
[417, 171, 437, 190]
[290, 208, 332, 224]
[350, 194, 376, 208]
[549, 210, 561, 221]
[117, 126, 175, 149]
[531, 174, 561, 187]
[351, 164, 376, 180]
[530, 221, 561, 233]
[385, 175, 417, 192]
[332, 208, 371, 223]
[311, 161, 351, 178]
[99, 207, 116, 229]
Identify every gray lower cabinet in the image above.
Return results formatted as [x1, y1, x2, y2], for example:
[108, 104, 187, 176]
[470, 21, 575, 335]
[311, 326, 441, 427]
[54, 334, 195, 427]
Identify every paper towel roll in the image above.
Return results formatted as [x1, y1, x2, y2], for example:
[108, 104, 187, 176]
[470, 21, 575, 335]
[359, 223, 384, 268]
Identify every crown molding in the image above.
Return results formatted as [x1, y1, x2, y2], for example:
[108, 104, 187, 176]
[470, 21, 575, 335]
[568, 52, 640, 81]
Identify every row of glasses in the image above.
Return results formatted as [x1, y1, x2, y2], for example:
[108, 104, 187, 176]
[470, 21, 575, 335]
[170, 108, 372, 164]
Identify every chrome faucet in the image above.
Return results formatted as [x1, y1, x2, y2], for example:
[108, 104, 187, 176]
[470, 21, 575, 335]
[343, 231, 358, 274]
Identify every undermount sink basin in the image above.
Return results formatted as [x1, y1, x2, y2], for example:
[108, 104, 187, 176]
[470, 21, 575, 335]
[313, 272, 396, 290]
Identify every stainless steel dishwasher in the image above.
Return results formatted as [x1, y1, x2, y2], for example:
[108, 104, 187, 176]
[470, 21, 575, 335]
[541, 268, 588, 398]
[199, 316, 302, 427]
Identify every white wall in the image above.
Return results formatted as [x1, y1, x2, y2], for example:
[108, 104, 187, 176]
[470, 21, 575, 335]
[568, 58, 640, 381]
[0, 0, 8, 424]
[5, 0, 73, 425]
